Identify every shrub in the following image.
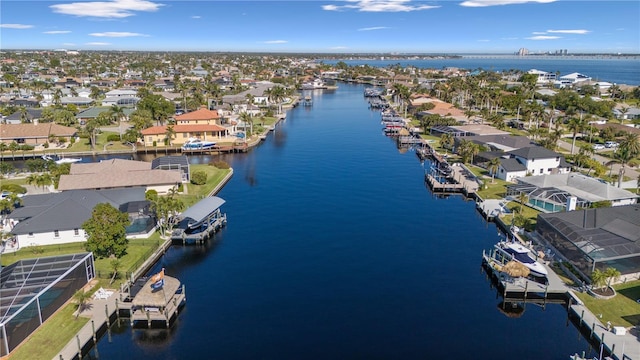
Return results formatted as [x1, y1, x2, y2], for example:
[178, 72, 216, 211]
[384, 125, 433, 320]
[191, 170, 207, 185]
[211, 160, 230, 169]
[106, 134, 120, 142]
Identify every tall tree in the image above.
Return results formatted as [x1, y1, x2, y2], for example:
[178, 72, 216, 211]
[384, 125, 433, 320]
[82, 203, 130, 258]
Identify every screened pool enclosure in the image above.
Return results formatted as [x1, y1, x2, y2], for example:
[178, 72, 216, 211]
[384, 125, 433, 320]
[0, 253, 94, 356]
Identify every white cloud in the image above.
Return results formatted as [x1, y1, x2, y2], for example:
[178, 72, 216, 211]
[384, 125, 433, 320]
[358, 26, 389, 31]
[323, 0, 439, 12]
[90, 32, 149, 37]
[192, 15, 201, 19]
[263, 40, 288, 44]
[0, 24, 33, 29]
[85, 42, 111, 45]
[51, 0, 162, 18]
[546, 29, 590, 34]
[460, 0, 555, 7]
[526, 35, 561, 40]
[43, 30, 72, 34]
[532, 31, 546, 35]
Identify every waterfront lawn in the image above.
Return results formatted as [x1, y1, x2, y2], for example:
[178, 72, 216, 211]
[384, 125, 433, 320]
[575, 281, 640, 328]
[9, 303, 89, 360]
[93, 237, 162, 285]
[476, 179, 509, 200]
[500, 203, 540, 231]
[182, 164, 231, 207]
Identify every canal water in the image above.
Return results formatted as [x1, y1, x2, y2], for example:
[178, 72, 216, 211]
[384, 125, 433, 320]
[91, 84, 593, 359]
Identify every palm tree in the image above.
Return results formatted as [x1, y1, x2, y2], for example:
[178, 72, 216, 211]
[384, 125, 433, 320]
[487, 157, 501, 183]
[516, 192, 529, 214]
[439, 133, 454, 152]
[73, 289, 93, 319]
[566, 116, 587, 155]
[604, 267, 621, 289]
[590, 269, 607, 290]
[609, 132, 640, 187]
[164, 125, 176, 146]
[239, 112, 253, 137]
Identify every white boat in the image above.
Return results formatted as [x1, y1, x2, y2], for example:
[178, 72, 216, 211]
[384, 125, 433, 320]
[181, 138, 216, 150]
[54, 157, 82, 165]
[495, 241, 548, 278]
[42, 154, 82, 165]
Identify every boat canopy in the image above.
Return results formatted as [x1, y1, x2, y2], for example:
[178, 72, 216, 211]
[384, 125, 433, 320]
[179, 196, 225, 228]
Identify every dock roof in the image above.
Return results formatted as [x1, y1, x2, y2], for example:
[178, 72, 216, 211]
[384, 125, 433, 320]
[179, 196, 225, 224]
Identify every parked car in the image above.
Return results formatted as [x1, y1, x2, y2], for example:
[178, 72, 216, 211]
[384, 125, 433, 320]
[593, 143, 605, 150]
[605, 141, 619, 148]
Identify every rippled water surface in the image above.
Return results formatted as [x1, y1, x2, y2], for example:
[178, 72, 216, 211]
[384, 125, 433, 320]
[92, 84, 594, 360]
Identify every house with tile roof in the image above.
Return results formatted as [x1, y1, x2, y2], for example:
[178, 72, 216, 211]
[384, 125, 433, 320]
[7, 187, 152, 247]
[0, 123, 77, 145]
[141, 105, 236, 146]
[57, 159, 182, 193]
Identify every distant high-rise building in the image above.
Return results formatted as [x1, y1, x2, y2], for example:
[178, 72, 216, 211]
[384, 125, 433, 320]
[518, 48, 529, 56]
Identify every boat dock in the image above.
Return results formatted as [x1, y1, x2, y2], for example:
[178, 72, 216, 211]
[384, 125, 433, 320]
[482, 249, 568, 303]
[425, 163, 479, 195]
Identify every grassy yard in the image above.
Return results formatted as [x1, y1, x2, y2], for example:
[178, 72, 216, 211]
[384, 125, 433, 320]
[9, 303, 89, 360]
[183, 164, 232, 207]
[574, 281, 640, 328]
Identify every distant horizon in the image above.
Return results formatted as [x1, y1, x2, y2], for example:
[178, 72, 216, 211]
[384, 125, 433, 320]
[2, 49, 639, 57]
[1, 0, 638, 53]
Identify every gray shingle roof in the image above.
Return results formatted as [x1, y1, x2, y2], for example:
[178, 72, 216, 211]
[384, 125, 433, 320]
[500, 158, 527, 172]
[508, 146, 561, 160]
[10, 188, 146, 235]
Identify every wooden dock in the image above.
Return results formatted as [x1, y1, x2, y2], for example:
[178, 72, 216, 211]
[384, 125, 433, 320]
[482, 249, 569, 303]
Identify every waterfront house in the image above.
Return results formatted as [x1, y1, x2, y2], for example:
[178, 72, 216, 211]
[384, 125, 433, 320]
[141, 105, 236, 146]
[506, 146, 570, 177]
[507, 172, 638, 212]
[0, 122, 77, 145]
[535, 204, 640, 280]
[57, 159, 182, 193]
[7, 187, 152, 247]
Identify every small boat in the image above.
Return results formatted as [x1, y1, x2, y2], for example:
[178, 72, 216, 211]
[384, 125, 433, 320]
[42, 154, 82, 165]
[181, 138, 216, 150]
[495, 241, 548, 278]
[54, 157, 82, 165]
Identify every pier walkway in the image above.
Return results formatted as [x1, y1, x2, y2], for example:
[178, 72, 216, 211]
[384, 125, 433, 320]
[54, 289, 126, 360]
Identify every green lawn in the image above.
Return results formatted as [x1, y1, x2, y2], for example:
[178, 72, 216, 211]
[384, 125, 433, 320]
[9, 303, 89, 360]
[575, 281, 640, 328]
[183, 164, 232, 207]
[93, 236, 162, 284]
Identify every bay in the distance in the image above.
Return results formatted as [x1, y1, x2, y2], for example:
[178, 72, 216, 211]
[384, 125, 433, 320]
[322, 57, 640, 86]
[92, 83, 594, 359]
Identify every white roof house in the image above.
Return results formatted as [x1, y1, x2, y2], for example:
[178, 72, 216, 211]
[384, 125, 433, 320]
[105, 89, 138, 98]
[559, 72, 592, 84]
[528, 69, 556, 84]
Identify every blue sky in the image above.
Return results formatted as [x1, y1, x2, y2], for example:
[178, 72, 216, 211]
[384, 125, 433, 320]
[1, 0, 638, 53]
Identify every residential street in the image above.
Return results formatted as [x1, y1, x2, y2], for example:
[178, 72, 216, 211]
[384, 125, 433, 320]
[556, 139, 639, 188]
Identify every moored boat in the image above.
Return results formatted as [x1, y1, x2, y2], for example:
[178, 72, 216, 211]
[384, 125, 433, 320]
[181, 138, 216, 150]
[495, 241, 548, 278]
